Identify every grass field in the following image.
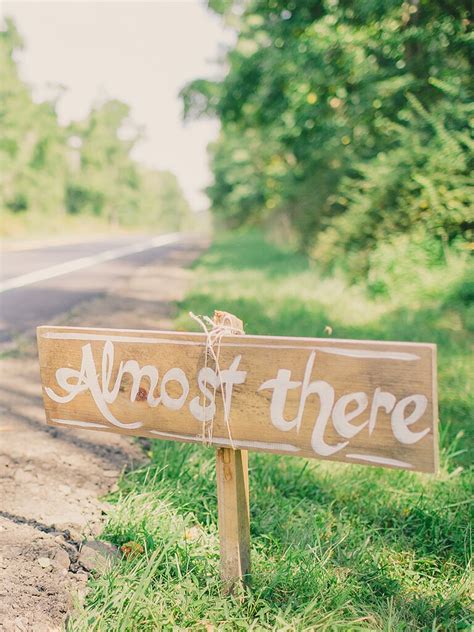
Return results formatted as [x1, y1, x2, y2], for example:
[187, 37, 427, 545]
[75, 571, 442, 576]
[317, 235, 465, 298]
[70, 231, 473, 631]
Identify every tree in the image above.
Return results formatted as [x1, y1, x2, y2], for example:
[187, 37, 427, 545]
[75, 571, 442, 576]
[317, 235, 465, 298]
[66, 100, 142, 224]
[0, 17, 67, 218]
[182, 0, 472, 264]
[1, 16, 194, 234]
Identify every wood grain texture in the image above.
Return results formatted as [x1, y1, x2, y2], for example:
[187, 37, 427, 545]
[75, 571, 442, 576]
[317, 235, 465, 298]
[37, 325, 438, 472]
[216, 448, 250, 592]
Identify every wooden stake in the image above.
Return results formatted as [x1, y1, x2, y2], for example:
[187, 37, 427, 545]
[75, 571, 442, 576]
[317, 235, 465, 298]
[216, 447, 250, 593]
[213, 311, 250, 592]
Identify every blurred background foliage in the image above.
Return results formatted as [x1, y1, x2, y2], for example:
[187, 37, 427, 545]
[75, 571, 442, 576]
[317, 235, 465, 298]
[0, 17, 193, 237]
[182, 0, 472, 275]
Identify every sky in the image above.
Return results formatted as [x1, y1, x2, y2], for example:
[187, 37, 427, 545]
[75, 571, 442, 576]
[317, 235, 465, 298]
[2, 0, 234, 210]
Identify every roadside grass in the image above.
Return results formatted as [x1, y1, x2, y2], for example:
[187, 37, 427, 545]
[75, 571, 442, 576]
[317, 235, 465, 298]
[69, 230, 473, 631]
[1, 211, 179, 241]
[2, 212, 122, 240]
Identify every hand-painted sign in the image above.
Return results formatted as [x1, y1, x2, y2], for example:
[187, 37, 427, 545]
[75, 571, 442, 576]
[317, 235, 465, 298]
[37, 325, 438, 473]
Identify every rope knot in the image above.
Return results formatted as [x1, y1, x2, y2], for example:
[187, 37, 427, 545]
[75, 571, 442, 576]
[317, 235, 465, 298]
[189, 311, 244, 449]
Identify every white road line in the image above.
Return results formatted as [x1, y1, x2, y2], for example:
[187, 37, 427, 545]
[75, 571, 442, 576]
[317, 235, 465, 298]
[0, 233, 181, 293]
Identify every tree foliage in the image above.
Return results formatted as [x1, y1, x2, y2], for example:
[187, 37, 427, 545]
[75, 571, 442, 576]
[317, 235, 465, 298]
[182, 0, 472, 266]
[1, 17, 192, 232]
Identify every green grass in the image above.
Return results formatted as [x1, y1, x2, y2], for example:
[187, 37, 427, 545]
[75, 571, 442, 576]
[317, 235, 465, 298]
[2, 211, 117, 240]
[70, 230, 473, 631]
[1, 209, 184, 241]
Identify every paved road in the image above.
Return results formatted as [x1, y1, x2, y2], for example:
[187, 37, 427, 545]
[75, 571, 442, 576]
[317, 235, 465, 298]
[0, 232, 189, 343]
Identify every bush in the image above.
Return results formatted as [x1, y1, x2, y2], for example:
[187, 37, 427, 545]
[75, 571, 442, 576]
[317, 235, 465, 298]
[65, 183, 104, 216]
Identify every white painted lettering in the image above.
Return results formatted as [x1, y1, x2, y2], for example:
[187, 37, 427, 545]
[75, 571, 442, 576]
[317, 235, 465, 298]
[219, 355, 247, 419]
[45, 343, 143, 429]
[189, 367, 218, 422]
[189, 356, 247, 422]
[260, 352, 348, 456]
[309, 380, 348, 456]
[391, 395, 429, 444]
[332, 392, 368, 438]
[368, 387, 396, 434]
[44, 341, 432, 457]
[259, 369, 301, 431]
[161, 368, 189, 411]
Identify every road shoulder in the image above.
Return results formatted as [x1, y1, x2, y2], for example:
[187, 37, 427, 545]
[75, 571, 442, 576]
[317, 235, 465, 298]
[0, 236, 208, 631]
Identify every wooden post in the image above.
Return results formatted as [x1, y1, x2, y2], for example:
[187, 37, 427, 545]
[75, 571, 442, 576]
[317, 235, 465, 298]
[212, 310, 250, 593]
[216, 447, 250, 593]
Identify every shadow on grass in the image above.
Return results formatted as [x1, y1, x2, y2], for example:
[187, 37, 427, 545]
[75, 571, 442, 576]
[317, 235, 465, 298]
[120, 439, 472, 629]
[190, 230, 311, 279]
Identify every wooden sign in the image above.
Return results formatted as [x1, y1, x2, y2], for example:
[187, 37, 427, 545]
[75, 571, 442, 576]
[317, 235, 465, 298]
[37, 325, 438, 473]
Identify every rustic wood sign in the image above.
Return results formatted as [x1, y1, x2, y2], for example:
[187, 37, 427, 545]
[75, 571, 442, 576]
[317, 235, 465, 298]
[37, 320, 438, 590]
[38, 325, 438, 471]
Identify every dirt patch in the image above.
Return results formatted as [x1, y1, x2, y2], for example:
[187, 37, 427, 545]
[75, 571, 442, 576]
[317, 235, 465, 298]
[0, 517, 86, 632]
[0, 236, 207, 630]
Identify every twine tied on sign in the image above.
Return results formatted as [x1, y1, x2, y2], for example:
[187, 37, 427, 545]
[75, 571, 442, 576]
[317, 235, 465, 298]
[189, 310, 244, 450]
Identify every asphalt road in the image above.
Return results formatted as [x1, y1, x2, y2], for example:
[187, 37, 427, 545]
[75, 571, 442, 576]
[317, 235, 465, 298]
[0, 232, 188, 343]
